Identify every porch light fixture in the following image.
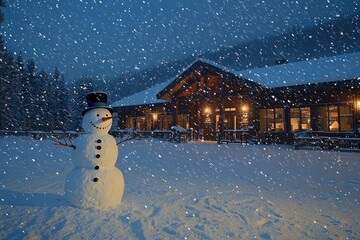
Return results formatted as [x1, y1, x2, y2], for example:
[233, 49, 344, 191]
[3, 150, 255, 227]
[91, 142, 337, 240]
[204, 107, 211, 113]
[354, 100, 360, 112]
[241, 105, 248, 112]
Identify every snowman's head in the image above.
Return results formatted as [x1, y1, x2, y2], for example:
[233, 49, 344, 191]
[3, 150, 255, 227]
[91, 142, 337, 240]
[82, 108, 113, 134]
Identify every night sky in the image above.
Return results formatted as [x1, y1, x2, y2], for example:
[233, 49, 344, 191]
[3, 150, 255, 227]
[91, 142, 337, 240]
[1, 0, 358, 81]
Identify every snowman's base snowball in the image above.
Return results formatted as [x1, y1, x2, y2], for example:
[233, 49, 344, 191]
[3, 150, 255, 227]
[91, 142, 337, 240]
[64, 167, 124, 210]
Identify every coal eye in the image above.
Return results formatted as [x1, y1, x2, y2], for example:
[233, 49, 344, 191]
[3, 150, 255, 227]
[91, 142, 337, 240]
[96, 114, 100, 117]
[106, 114, 108, 117]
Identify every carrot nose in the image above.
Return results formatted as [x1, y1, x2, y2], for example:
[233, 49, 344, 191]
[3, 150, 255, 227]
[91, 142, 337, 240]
[102, 117, 112, 122]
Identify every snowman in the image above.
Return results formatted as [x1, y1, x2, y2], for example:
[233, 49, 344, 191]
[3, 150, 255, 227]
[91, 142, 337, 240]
[64, 92, 124, 209]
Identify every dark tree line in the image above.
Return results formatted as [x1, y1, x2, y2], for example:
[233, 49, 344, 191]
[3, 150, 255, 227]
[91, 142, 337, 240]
[0, 47, 69, 131]
[0, 1, 97, 132]
[0, 44, 97, 132]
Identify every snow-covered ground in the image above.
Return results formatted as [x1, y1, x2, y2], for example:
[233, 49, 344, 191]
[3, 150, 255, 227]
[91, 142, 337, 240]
[1, 136, 359, 239]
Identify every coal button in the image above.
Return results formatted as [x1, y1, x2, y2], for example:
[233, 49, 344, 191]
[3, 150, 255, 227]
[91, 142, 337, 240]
[95, 166, 99, 170]
[93, 177, 99, 182]
[96, 146, 101, 150]
[96, 154, 101, 158]
[97, 139, 102, 143]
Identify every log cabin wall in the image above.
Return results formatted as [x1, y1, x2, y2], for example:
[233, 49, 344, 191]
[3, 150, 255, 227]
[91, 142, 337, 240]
[113, 59, 360, 143]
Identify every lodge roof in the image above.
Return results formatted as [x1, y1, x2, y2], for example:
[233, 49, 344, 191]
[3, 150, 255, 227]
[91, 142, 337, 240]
[111, 78, 173, 107]
[112, 52, 360, 108]
[156, 58, 263, 100]
[237, 52, 360, 88]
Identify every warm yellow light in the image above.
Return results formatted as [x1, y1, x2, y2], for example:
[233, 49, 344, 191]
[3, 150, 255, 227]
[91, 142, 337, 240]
[241, 105, 248, 112]
[152, 113, 158, 121]
[357, 101, 360, 107]
[204, 107, 211, 113]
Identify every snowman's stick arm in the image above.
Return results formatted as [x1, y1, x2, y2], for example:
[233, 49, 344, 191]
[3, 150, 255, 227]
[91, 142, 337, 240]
[52, 136, 76, 149]
[116, 133, 136, 145]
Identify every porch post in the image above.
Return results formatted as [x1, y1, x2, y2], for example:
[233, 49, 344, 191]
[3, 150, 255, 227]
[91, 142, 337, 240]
[284, 107, 291, 133]
[172, 98, 178, 127]
[218, 76, 224, 144]
[194, 75, 201, 140]
[133, 116, 137, 130]
[355, 90, 360, 135]
[119, 111, 126, 129]
[310, 106, 318, 131]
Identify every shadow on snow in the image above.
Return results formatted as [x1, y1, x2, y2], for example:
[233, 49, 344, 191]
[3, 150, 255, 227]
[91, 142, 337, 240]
[0, 190, 66, 207]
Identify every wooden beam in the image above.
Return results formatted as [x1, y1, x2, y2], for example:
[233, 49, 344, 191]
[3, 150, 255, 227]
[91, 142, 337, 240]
[193, 74, 201, 139]
[217, 75, 224, 144]
[172, 77, 197, 97]
[172, 98, 178, 127]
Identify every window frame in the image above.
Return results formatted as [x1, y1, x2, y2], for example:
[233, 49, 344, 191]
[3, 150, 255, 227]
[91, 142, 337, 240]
[259, 108, 285, 132]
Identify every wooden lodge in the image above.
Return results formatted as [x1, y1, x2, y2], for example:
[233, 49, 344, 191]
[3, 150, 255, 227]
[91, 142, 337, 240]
[112, 53, 360, 147]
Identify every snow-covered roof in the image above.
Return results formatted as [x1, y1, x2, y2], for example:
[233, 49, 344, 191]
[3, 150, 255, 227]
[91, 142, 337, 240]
[111, 78, 174, 107]
[237, 52, 360, 88]
[113, 52, 360, 107]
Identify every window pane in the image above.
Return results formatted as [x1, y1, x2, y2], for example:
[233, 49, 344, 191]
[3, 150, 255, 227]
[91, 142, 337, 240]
[136, 116, 146, 130]
[165, 115, 173, 130]
[239, 112, 249, 129]
[224, 111, 234, 130]
[290, 108, 300, 131]
[267, 109, 275, 131]
[339, 105, 353, 132]
[301, 107, 311, 130]
[158, 115, 164, 130]
[275, 108, 284, 131]
[329, 106, 338, 132]
[340, 117, 353, 131]
[126, 117, 134, 130]
[177, 114, 188, 129]
[146, 115, 152, 130]
[340, 105, 352, 116]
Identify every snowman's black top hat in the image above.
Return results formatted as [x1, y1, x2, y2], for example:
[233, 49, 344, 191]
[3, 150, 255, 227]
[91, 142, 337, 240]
[82, 91, 113, 116]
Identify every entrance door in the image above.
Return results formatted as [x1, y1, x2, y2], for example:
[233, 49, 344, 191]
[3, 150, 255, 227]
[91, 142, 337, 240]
[224, 109, 237, 130]
[202, 108, 215, 140]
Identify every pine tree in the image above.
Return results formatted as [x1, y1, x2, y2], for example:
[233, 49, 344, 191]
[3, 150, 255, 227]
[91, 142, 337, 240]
[0, 34, 22, 131]
[15, 51, 26, 131]
[37, 69, 50, 131]
[21, 59, 37, 131]
[9, 56, 23, 131]
[0, 1, 6, 130]
[52, 67, 69, 131]
[46, 70, 56, 131]
[69, 75, 93, 131]
[0, 35, 10, 130]
[0, 0, 5, 24]
[2, 53, 22, 131]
